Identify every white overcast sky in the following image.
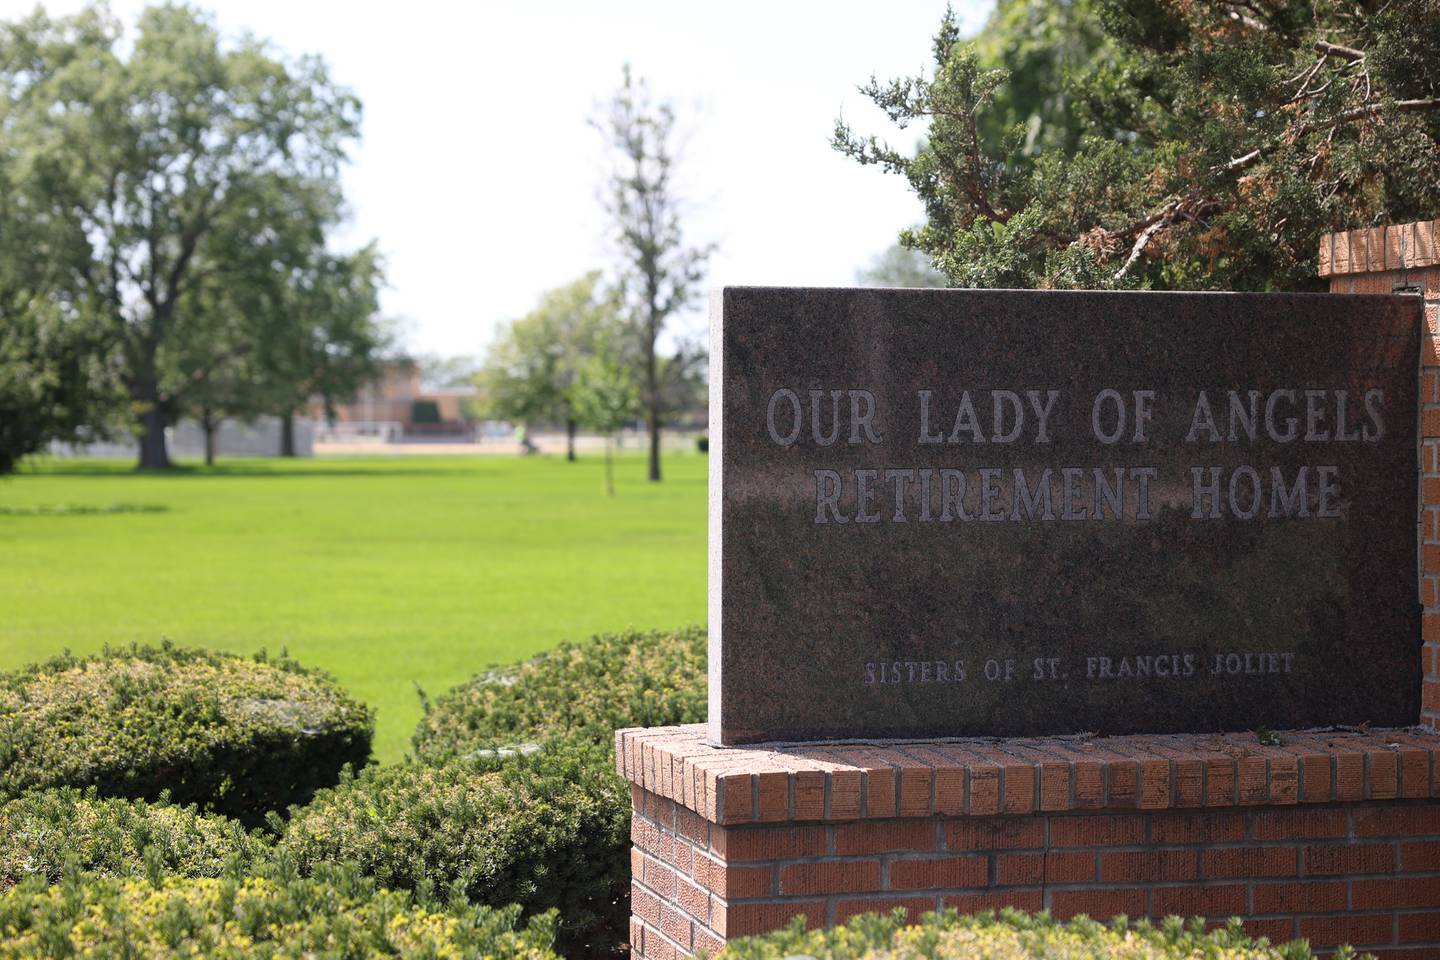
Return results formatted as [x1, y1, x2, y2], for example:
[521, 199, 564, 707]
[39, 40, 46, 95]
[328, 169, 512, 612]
[4, 1, 993, 356]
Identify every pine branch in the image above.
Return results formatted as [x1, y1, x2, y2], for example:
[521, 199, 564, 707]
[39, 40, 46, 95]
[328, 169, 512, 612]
[1219, 98, 1440, 176]
[1084, 94, 1440, 275]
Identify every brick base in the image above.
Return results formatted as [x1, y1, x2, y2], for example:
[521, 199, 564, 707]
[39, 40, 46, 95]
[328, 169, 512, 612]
[619, 725, 1440, 960]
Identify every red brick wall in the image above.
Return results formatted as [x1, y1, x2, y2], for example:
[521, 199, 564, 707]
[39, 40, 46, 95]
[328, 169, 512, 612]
[631, 786, 1440, 960]
[636, 788, 1440, 960]
[621, 724, 1440, 959]
[1322, 218, 1440, 731]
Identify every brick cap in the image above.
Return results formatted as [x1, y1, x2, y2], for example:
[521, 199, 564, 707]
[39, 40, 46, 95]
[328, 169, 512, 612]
[1319, 218, 1440, 277]
[617, 724, 1440, 826]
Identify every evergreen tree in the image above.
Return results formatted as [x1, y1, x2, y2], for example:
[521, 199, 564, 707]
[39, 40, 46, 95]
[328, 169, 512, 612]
[835, 0, 1440, 291]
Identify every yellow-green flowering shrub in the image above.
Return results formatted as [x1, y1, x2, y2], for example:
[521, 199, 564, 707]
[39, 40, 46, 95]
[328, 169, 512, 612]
[0, 788, 270, 888]
[0, 862, 559, 959]
[726, 909, 1343, 960]
[0, 644, 373, 826]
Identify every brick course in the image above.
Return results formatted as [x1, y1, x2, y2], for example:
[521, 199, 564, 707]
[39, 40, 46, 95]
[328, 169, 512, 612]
[618, 726, 1440, 827]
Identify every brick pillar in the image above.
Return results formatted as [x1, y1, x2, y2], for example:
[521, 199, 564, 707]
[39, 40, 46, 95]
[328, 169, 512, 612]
[1320, 218, 1440, 730]
[619, 726, 1440, 959]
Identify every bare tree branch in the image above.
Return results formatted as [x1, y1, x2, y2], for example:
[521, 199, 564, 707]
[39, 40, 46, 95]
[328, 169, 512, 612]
[1113, 203, 1178, 280]
[1314, 39, 1364, 62]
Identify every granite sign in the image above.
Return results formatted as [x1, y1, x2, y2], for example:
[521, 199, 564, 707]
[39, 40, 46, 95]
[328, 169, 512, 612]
[709, 287, 1422, 744]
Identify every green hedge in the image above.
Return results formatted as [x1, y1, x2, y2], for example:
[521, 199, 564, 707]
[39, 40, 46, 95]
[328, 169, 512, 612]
[0, 788, 270, 889]
[412, 626, 706, 759]
[726, 910, 1329, 960]
[403, 628, 705, 957]
[0, 644, 373, 826]
[0, 861, 560, 960]
[278, 740, 627, 959]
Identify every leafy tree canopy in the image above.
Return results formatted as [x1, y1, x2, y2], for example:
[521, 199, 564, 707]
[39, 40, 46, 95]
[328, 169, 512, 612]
[856, 242, 948, 287]
[835, 0, 1440, 291]
[0, 3, 372, 468]
[572, 348, 641, 495]
[476, 272, 620, 430]
[414, 353, 481, 389]
[572, 352, 640, 439]
[0, 304, 123, 473]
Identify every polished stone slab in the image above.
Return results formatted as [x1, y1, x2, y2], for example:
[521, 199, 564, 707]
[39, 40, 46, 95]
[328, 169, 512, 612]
[709, 287, 1422, 744]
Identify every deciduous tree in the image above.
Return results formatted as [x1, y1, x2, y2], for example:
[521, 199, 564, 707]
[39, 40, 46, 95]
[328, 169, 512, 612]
[170, 304, 263, 468]
[595, 66, 713, 482]
[0, 4, 364, 468]
[476, 273, 619, 460]
[414, 354, 480, 389]
[572, 348, 640, 496]
[856, 242, 948, 287]
[0, 108, 122, 473]
[252, 245, 386, 457]
[0, 306, 121, 473]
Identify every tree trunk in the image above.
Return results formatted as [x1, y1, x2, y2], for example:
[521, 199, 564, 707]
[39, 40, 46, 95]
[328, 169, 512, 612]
[134, 377, 172, 470]
[647, 403, 661, 482]
[646, 318, 661, 482]
[280, 411, 296, 457]
[202, 412, 217, 467]
[605, 436, 614, 496]
[567, 418, 577, 462]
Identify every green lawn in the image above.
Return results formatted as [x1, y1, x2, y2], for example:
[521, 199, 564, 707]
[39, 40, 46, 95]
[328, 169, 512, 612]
[0, 452, 707, 763]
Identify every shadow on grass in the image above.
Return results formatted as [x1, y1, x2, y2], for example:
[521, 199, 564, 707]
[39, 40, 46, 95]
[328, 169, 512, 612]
[0, 503, 170, 517]
[14, 451, 693, 481]
[18, 462, 481, 479]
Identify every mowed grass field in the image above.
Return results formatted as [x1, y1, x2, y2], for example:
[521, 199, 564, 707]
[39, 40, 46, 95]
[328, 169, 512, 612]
[0, 452, 707, 762]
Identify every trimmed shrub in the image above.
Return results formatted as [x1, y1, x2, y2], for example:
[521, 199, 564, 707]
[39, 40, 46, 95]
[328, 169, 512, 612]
[0, 861, 560, 960]
[278, 740, 627, 959]
[412, 626, 706, 759]
[725, 910, 1327, 960]
[0, 643, 373, 826]
[408, 628, 705, 957]
[406, 630, 702, 960]
[0, 788, 270, 889]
